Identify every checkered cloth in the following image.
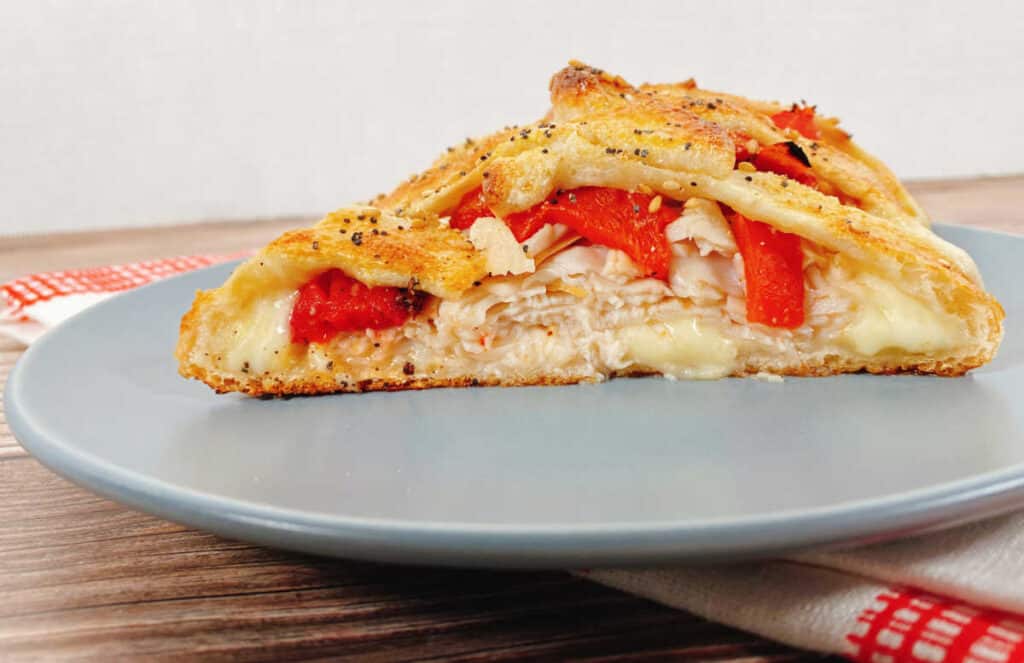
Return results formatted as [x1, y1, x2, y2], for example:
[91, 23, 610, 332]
[4, 255, 1024, 663]
[0, 254, 241, 344]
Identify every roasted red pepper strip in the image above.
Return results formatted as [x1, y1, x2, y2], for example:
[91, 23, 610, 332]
[752, 142, 817, 187]
[449, 186, 680, 280]
[726, 209, 805, 329]
[771, 105, 820, 140]
[290, 269, 424, 344]
[449, 186, 491, 232]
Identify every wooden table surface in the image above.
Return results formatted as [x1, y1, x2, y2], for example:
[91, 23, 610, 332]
[2, 175, 1020, 661]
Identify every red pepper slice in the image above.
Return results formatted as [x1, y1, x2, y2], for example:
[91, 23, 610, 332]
[449, 187, 491, 232]
[726, 209, 805, 328]
[752, 142, 817, 187]
[771, 105, 820, 140]
[290, 269, 423, 344]
[449, 186, 680, 280]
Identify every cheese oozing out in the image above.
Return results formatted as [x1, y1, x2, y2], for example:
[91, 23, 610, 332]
[839, 272, 966, 356]
[619, 317, 738, 379]
[224, 292, 296, 374]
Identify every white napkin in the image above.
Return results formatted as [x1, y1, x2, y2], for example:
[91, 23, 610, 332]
[5, 257, 1023, 663]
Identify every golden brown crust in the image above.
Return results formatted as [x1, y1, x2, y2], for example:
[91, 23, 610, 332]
[180, 354, 984, 399]
[178, 61, 1004, 396]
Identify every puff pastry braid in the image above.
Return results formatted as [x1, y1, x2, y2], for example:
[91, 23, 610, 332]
[177, 62, 1003, 396]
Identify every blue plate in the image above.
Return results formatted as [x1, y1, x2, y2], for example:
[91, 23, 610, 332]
[6, 225, 1024, 568]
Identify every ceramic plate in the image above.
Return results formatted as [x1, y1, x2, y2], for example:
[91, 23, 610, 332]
[6, 225, 1024, 568]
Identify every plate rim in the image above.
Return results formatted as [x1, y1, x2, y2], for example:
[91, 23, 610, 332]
[5, 223, 1022, 567]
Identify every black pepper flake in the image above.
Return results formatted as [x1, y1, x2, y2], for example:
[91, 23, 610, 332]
[605, 147, 617, 154]
[684, 142, 692, 150]
[380, 230, 389, 236]
[357, 214, 365, 220]
[403, 361, 415, 376]
[371, 228, 379, 235]
[351, 231, 363, 245]
[459, 170, 467, 177]
[470, 378, 480, 387]
[784, 141, 812, 167]
[374, 342, 380, 348]
[241, 361, 250, 374]
[522, 244, 529, 253]
[480, 154, 488, 161]
[311, 241, 319, 250]
[632, 203, 640, 214]
[569, 192, 577, 203]
[707, 102, 717, 110]
[509, 136, 515, 141]
[634, 148, 641, 155]
[690, 181, 698, 187]
[781, 181, 789, 187]
[397, 225, 405, 231]
[326, 361, 334, 370]
[339, 228, 347, 234]
[640, 149, 648, 158]
[472, 280, 481, 287]
[744, 175, 753, 182]
[370, 217, 378, 224]
[541, 148, 549, 153]
[482, 171, 490, 178]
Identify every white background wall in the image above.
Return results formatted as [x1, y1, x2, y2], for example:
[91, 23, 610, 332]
[2, 0, 1022, 236]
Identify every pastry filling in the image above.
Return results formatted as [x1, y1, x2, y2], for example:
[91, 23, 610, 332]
[231, 188, 963, 382]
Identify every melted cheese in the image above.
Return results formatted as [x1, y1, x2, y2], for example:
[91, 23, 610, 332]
[224, 291, 297, 373]
[840, 273, 965, 356]
[619, 317, 738, 379]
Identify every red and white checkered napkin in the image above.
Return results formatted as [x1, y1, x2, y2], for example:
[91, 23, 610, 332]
[4, 256, 1024, 663]
[0, 254, 242, 344]
[586, 513, 1024, 662]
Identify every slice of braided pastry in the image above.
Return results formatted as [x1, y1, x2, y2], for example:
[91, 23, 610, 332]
[177, 62, 1003, 396]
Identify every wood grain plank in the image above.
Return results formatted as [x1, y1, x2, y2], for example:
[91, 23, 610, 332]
[1, 175, 1019, 661]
